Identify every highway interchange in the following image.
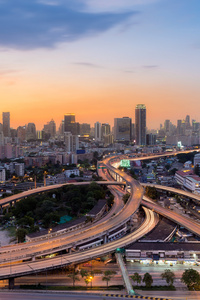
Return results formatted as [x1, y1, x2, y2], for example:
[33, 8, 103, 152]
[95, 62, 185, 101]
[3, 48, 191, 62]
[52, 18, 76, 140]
[0, 150, 199, 287]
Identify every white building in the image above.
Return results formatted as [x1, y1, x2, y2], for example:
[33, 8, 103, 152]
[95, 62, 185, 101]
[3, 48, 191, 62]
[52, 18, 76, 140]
[184, 160, 193, 169]
[64, 132, 79, 153]
[175, 170, 194, 186]
[194, 153, 200, 167]
[184, 176, 200, 194]
[15, 163, 25, 177]
[0, 167, 6, 182]
[64, 169, 80, 177]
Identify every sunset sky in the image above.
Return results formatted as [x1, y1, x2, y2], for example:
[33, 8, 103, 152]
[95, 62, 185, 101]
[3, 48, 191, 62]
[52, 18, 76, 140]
[1, 0, 200, 130]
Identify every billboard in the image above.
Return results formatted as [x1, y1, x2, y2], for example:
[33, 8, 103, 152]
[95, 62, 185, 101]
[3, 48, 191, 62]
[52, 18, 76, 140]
[120, 159, 130, 168]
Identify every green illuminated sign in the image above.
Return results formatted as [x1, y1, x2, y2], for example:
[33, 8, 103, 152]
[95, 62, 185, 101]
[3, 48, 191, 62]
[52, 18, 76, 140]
[120, 160, 130, 168]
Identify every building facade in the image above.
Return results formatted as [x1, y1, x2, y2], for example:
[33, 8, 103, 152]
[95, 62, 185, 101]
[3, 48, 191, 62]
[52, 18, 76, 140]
[114, 117, 132, 142]
[135, 104, 146, 145]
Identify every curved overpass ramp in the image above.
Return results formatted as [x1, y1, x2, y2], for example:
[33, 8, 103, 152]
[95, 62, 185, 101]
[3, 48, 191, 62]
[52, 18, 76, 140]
[0, 207, 158, 280]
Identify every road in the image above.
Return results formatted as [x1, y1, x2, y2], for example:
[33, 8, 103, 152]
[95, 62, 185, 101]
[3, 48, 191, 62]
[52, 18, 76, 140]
[0, 291, 200, 300]
[0, 151, 199, 281]
[142, 183, 200, 204]
[142, 196, 200, 237]
[0, 207, 158, 279]
[0, 181, 125, 207]
[0, 157, 144, 265]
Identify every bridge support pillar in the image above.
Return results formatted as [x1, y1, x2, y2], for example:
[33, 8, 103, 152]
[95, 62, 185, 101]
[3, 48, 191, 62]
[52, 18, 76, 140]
[9, 277, 15, 289]
[0, 206, 3, 214]
[68, 248, 71, 253]
[103, 234, 108, 244]
[32, 256, 36, 261]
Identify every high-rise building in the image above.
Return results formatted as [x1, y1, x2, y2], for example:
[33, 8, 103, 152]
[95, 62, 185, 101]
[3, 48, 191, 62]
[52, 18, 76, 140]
[101, 123, 112, 146]
[2, 112, 10, 137]
[43, 119, 56, 137]
[177, 120, 182, 135]
[94, 122, 101, 142]
[58, 120, 64, 135]
[64, 132, 79, 152]
[185, 115, 191, 129]
[101, 123, 110, 137]
[164, 120, 170, 135]
[135, 104, 146, 145]
[17, 126, 26, 142]
[80, 123, 91, 136]
[114, 117, 132, 142]
[64, 113, 79, 135]
[26, 123, 36, 140]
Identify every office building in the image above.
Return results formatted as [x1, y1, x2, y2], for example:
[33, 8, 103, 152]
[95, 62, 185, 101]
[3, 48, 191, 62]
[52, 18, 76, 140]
[2, 112, 10, 137]
[135, 104, 146, 145]
[80, 123, 91, 136]
[101, 123, 112, 146]
[64, 113, 79, 135]
[64, 132, 79, 152]
[17, 126, 26, 143]
[94, 122, 101, 142]
[114, 117, 132, 142]
[43, 119, 56, 137]
[26, 123, 37, 140]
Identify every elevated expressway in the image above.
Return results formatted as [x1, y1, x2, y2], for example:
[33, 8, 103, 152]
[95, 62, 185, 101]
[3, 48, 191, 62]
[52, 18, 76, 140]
[141, 183, 200, 204]
[1, 151, 200, 287]
[0, 155, 158, 287]
[0, 181, 126, 212]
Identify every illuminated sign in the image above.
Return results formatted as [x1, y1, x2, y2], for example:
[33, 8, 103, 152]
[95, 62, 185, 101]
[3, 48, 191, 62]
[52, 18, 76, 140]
[120, 159, 130, 168]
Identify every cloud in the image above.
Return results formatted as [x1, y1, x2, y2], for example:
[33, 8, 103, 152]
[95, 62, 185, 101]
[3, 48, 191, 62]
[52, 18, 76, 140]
[73, 62, 102, 68]
[0, 0, 136, 50]
[82, 0, 160, 12]
[143, 65, 158, 69]
[0, 69, 19, 75]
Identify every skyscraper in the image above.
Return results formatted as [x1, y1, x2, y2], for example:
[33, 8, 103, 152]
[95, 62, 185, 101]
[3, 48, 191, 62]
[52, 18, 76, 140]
[26, 123, 37, 140]
[64, 113, 79, 135]
[94, 122, 101, 142]
[114, 117, 132, 142]
[135, 104, 146, 145]
[2, 112, 10, 137]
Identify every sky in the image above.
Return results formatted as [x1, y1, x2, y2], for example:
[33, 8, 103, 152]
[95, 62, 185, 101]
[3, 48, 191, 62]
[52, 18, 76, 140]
[0, 0, 200, 130]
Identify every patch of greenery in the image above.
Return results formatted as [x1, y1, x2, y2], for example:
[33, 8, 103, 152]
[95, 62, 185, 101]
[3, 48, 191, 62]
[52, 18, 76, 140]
[134, 285, 176, 291]
[20, 284, 124, 290]
[4, 182, 107, 241]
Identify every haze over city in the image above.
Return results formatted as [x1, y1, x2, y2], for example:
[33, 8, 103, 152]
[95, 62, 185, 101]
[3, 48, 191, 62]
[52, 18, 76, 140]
[1, 0, 200, 129]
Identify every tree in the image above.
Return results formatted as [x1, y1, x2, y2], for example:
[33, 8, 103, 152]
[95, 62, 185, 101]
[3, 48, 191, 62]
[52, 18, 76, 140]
[122, 193, 130, 205]
[145, 186, 158, 200]
[181, 269, 200, 290]
[80, 269, 94, 287]
[102, 270, 116, 287]
[169, 168, 178, 176]
[161, 269, 175, 286]
[143, 272, 153, 288]
[16, 228, 28, 243]
[131, 272, 142, 286]
[80, 269, 88, 279]
[67, 270, 80, 287]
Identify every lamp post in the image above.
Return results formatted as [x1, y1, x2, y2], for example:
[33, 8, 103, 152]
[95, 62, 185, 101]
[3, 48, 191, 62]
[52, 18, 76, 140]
[48, 228, 52, 243]
[89, 276, 93, 288]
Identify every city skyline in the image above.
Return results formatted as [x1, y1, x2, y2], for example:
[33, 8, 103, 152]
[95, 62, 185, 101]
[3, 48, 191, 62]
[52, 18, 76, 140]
[1, 0, 200, 129]
[0, 109, 200, 132]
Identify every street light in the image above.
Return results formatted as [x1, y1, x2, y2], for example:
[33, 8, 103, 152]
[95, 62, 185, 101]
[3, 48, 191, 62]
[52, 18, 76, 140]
[48, 228, 52, 243]
[89, 276, 93, 287]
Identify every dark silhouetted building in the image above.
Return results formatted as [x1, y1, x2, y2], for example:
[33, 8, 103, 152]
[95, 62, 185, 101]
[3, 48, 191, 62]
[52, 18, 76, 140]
[2, 112, 10, 137]
[135, 104, 146, 145]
